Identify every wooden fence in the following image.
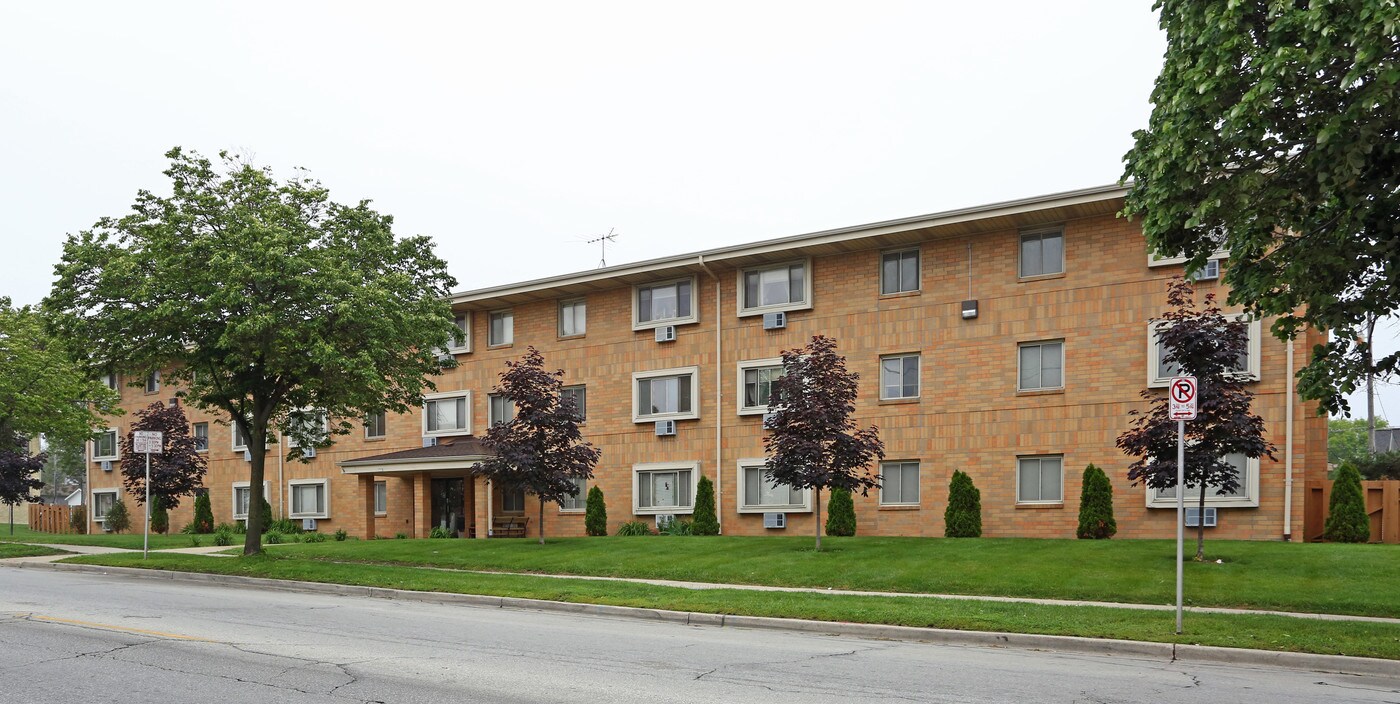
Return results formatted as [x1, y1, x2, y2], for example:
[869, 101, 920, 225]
[1305, 480, 1400, 543]
[28, 504, 78, 534]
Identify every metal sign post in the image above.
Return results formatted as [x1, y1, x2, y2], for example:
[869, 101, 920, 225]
[133, 430, 163, 559]
[1168, 376, 1197, 634]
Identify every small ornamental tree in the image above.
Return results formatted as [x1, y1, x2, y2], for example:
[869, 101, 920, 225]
[119, 402, 207, 510]
[944, 470, 982, 538]
[149, 496, 169, 534]
[104, 497, 131, 533]
[192, 493, 214, 534]
[1076, 464, 1117, 540]
[0, 429, 45, 532]
[584, 485, 608, 536]
[764, 335, 883, 550]
[825, 487, 856, 537]
[1325, 462, 1370, 543]
[260, 498, 274, 528]
[691, 476, 719, 535]
[70, 505, 87, 534]
[476, 347, 601, 545]
[1118, 279, 1274, 560]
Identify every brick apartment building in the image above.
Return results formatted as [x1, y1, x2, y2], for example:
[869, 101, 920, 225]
[83, 184, 1328, 541]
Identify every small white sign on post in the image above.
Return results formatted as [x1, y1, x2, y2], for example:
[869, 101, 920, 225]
[1168, 376, 1198, 421]
[133, 430, 164, 454]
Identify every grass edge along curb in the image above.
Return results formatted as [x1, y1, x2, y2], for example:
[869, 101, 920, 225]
[27, 555, 1400, 674]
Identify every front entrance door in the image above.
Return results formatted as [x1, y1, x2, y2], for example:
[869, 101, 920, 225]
[431, 477, 466, 537]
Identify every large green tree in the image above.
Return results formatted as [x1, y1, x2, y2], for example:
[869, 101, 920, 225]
[1330, 417, 1390, 468]
[0, 298, 119, 446]
[46, 148, 461, 555]
[1123, 1, 1400, 416]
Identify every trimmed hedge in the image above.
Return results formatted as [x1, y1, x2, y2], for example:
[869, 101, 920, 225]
[944, 471, 981, 538]
[584, 485, 608, 536]
[1325, 462, 1370, 543]
[825, 487, 856, 536]
[1076, 464, 1117, 539]
[691, 476, 719, 535]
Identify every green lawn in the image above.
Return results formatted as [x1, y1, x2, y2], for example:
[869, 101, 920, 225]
[62, 551, 1400, 661]
[0, 525, 210, 550]
[263, 535, 1400, 618]
[0, 543, 67, 559]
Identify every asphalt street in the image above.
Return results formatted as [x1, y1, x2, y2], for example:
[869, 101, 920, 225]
[1, 567, 1396, 703]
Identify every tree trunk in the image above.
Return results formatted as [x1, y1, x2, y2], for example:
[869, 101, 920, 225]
[242, 418, 266, 557]
[538, 497, 545, 545]
[814, 487, 822, 551]
[1195, 482, 1207, 561]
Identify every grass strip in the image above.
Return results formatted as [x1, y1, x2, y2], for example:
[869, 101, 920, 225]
[0, 543, 67, 559]
[61, 552, 1400, 661]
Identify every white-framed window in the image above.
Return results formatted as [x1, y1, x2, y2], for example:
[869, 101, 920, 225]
[1146, 454, 1260, 508]
[488, 310, 514, 346]
[737, 358, 784, 415]
[1018, 340, 1064, 391]
[1146, 231, 1229, 267]
[559, 299, 586, 337]
[92, 429, 119, 461]
[422, 391, 472, 437]
[560, 477, 587, 512]
[1019, 226, 1064, 278]
[489, 393, 515, 426]
[375, 480, 387, 515]
[880, 461, 920, 506]
[632, 461, 699, 515]
[880, 249, 920, 295]
[231, 416, 263, 452]
[192, 422, 209, 453]
[1017, 455, 1064, 505]
[145, 370, 161, 393]
[561, 385, 587, 422]
[284, 409, 328, 448]
[737, 460, 811, 513]
[632, 366, 700, 422]
[289, 479, 329, 519]
[880, 353, 920, 400]
[501, 486, 526, 513]
[1146, 315, 1262, 388]
[365, 411, 387, 439]
[101, 372, 119, 392]
[633, 276, 697, 329]
[91, 489, 118, 524]
[738, 259, 812, 316]
[449, 313, 472, 353]
[232, 481, 270, 520]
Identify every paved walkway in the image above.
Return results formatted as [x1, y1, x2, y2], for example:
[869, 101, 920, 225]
[2, 542, 232, 564]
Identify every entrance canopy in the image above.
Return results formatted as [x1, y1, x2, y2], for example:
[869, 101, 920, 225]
[338, 437, 492, 475]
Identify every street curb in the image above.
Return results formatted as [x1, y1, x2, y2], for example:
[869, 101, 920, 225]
[12, 560, 1398, 679]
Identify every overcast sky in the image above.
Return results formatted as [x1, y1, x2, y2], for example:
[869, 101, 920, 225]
[1, 1, 1393, 419]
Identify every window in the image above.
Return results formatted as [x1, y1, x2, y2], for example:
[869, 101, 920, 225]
[1019, 227, 1064, 278]
[284, 409, 328, 448]
[1017, 456, 1064, 504]
[880, 354, 920, 400]
[289, 479, 329, 519]
[488, 310, 514, 346]
[92, 490, 117, 523]
[737, 461, 810, 512]
[489, 393, 515, 426]
[632, 462, 698, 514]
[880, 461, 920, 506]
[1148, 454, 1259, 507]
[233, 421, 249, 451]
[559, 299, 586, 337]
[374, 481, 387, 515]
[501, 486, 526, 513]
[423, 391, 471, 437]
[737, 358, 783, 415]
[145, 370, 161, 393]
[632, 367, 700, 422]
[102, 372, 119, 392]
[739, 260, 811, 315]
[449, 313, 471, 353]
[634, 277, 697, 329]
[1146, 315, 1261, 387]
[232, 481, 270, 520]
[560, 477, 587, 511]
[1147, 231, 1229, 267]
[561, 385, 587, 422]
[365, 411, 387, 439]
[1018, 341, 1064, 391]
[193, 423, 209, 452]
[880, 249, 920, 295]
[92, 429, 119, 461]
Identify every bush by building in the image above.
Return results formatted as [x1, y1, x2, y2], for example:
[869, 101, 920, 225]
[944, 471, 982, 538]
[691, 476, 719, 535]
[1325, 461, 1371, 543]
[825, 487, 856, 537]
[1076, 464, 1117, 539]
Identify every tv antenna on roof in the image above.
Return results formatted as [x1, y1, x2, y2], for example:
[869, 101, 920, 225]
[586, 229, 618, 268]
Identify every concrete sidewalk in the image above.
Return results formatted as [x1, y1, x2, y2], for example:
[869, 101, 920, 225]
[2, 542, 233, 564]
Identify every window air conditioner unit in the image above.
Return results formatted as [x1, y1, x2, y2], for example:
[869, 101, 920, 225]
[654, 325, 677, 343]
[1184, 507, 1218, 528]
[437, 349, 454, 362]
[654, 514, 676, 530]
[761, 412, 776, 428]
[762, 311, 787, 330]
[243, 450, 252, 462]
[302, 446, 316, 459]
[100, 460, 112, 472]
[763, 512, 787, 529]
[422, 436, 438, 448]
[1187, 259, 1220, 281]
[302, 518, 317, 531]
[655, 420, 677, 436]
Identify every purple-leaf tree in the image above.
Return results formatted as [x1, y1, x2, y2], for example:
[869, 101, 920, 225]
[119, 401, 208, 509]
[0, 428, 45, 533]
[476, 347, 600, 545]
[764, 335, 884, 550]
[1117, 278, 1274, 560]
